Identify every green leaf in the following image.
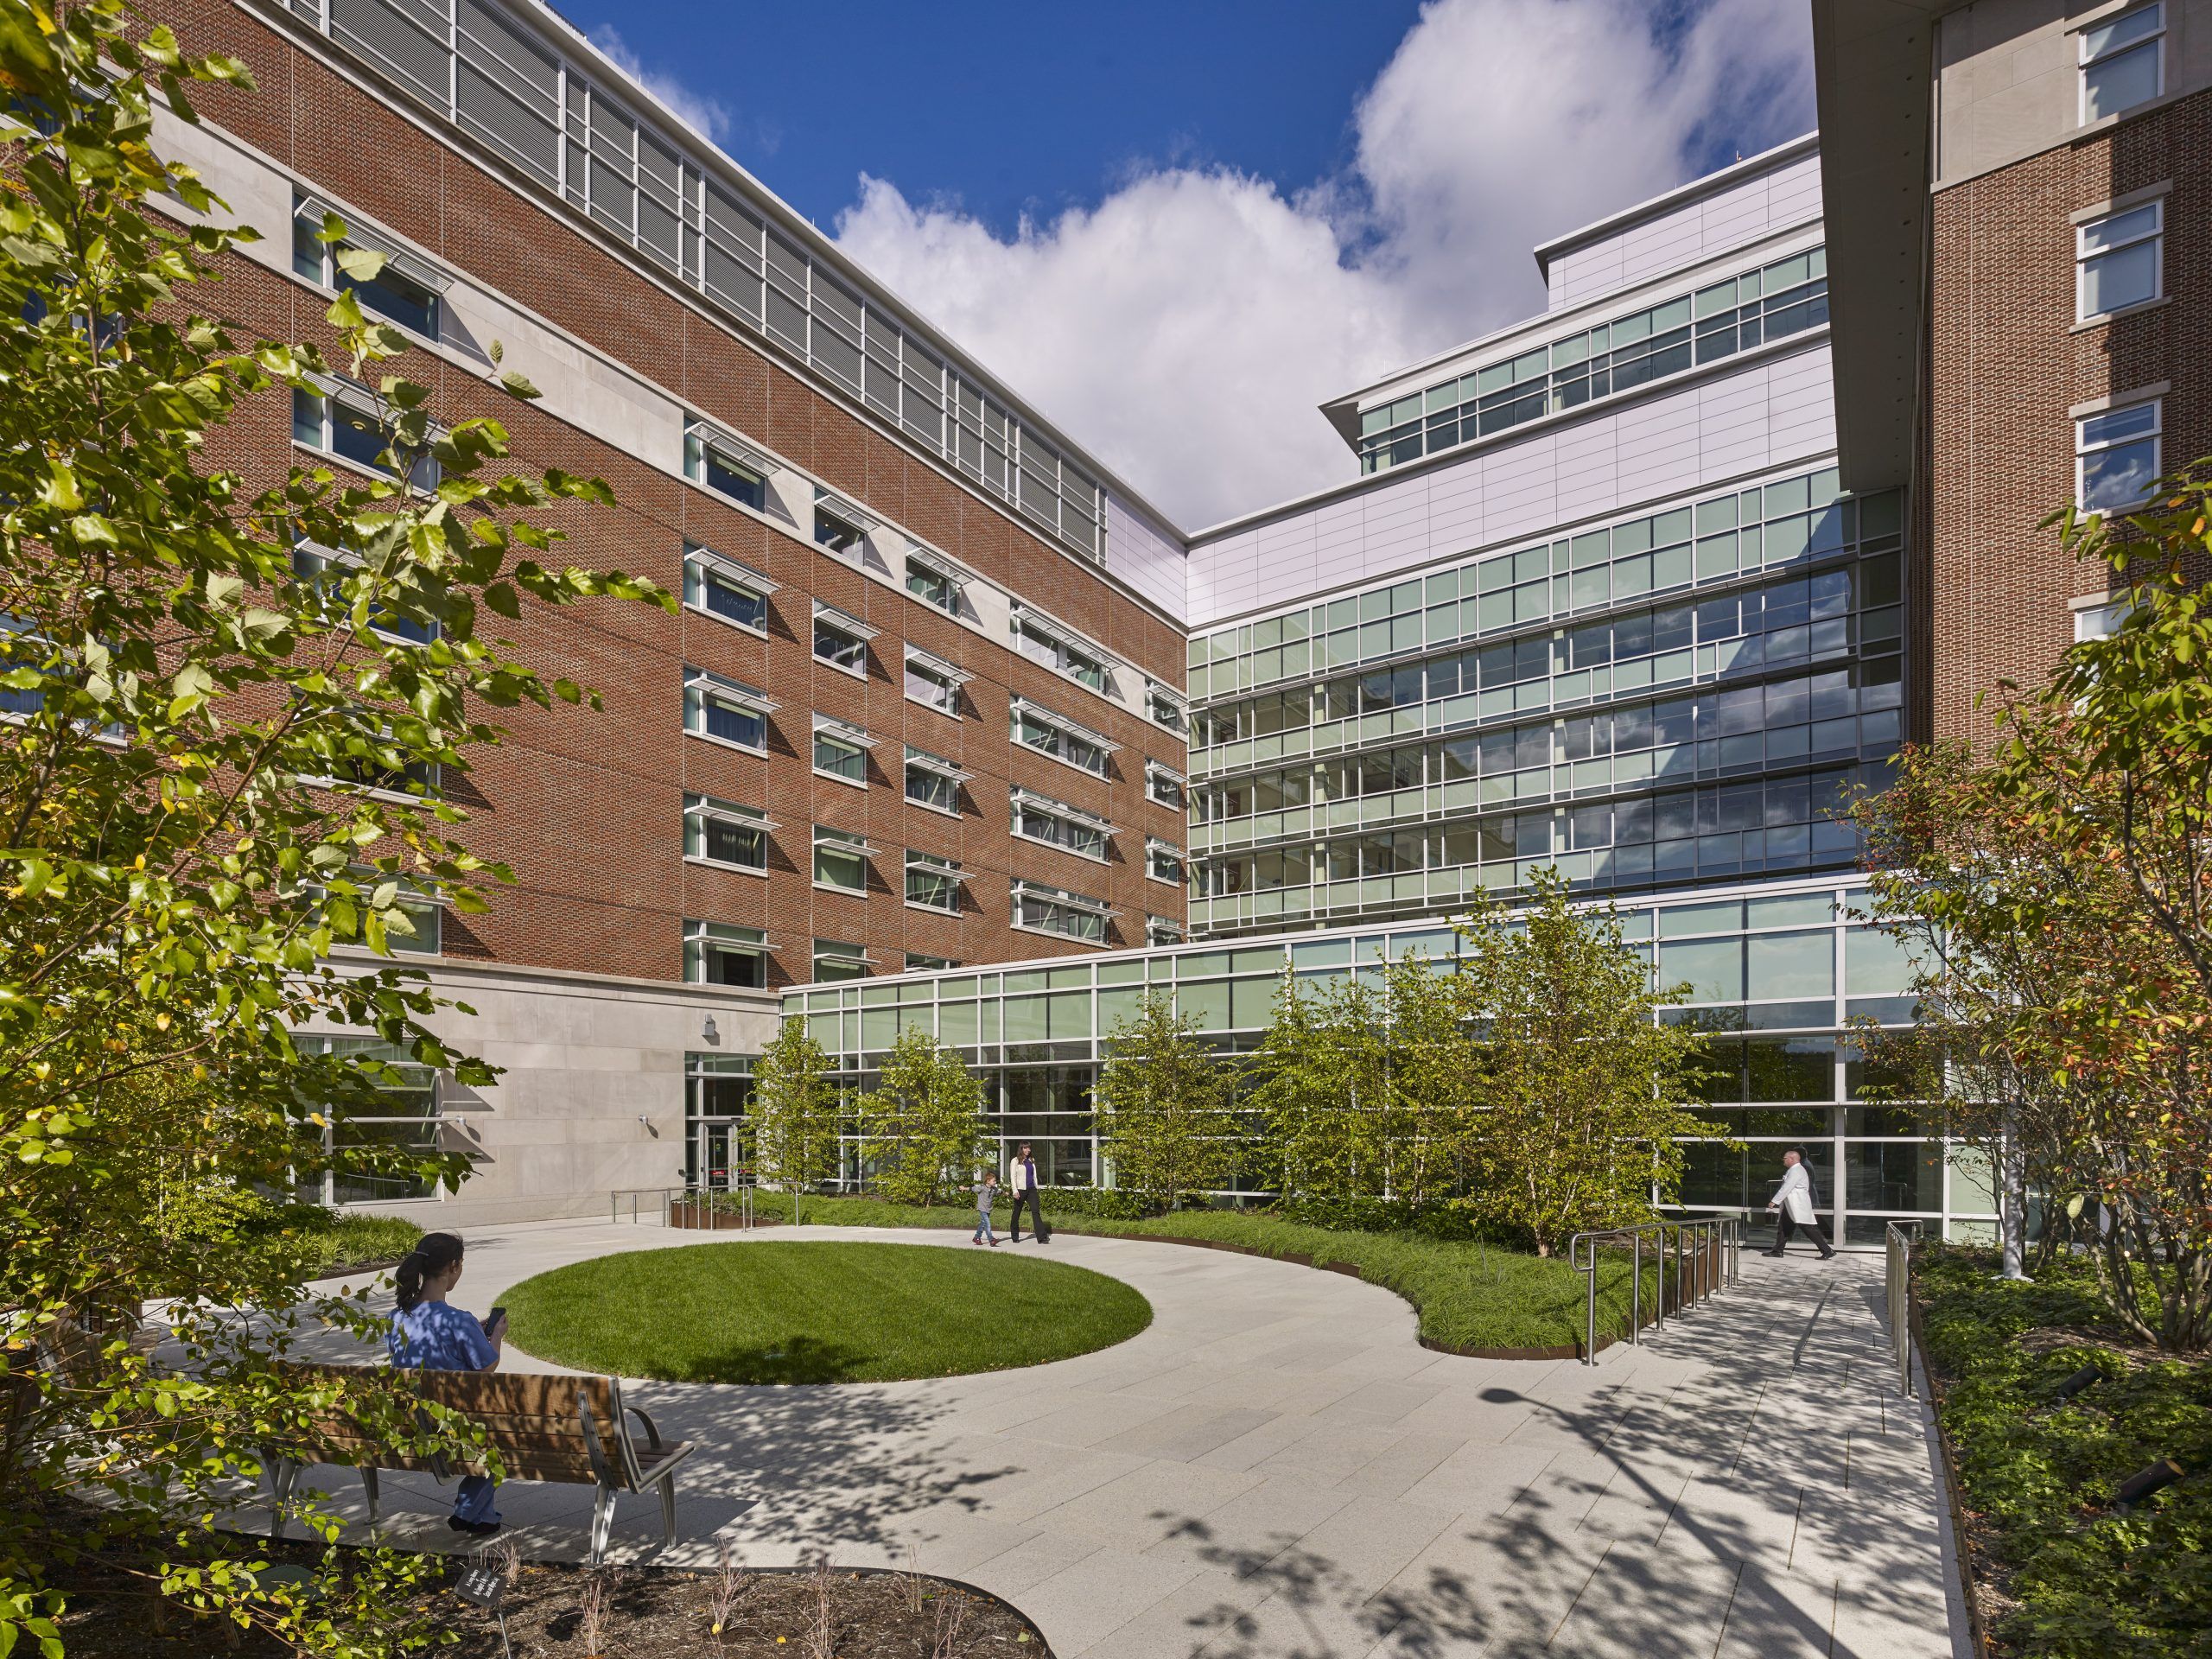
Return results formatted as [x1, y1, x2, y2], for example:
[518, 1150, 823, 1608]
[332, 244, 388, 283]
[325, 287, 366, 330]
[36, 464, 83, 512]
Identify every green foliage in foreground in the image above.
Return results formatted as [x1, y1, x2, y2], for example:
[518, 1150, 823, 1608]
[711, 1192, 1662, 1351]
[1916, 1245, 2212, 1657]
[503, 1240, 1153, 1383]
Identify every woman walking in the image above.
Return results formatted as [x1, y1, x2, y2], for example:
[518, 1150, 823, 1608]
[973, 1168, 1001, 1246]
[387, 1232, 509, 1535]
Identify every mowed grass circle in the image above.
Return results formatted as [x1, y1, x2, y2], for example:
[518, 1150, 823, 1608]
[501, 1240, 1154, 1384]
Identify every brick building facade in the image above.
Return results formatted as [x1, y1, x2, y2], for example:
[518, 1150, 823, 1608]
[155, 0, 1193, 1217]
[1818, 0, 2209, 742]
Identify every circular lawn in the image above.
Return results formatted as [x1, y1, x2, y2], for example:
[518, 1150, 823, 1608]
[501, 1239, 1153, 1384]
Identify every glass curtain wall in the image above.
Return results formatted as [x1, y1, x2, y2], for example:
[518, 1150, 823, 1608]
[1185, 465, 1905, 937]
[783, 875, 1995, 1246]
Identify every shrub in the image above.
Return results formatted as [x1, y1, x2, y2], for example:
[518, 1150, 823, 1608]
[1916, 1244, 2212, 1656]
[1274, 1192, 1482, 1239]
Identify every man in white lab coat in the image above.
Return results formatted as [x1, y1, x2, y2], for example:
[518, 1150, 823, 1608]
[1764, 1148, 1836, 1259]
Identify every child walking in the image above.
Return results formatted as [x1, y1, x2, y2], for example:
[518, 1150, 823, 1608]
[973, 1168, 1001, 1246]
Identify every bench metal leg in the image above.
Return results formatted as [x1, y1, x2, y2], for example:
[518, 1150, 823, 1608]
[266, 1457, 298, 1541]
[360, 1465, 380, 1526]
[658, 1472, 677, 1551]
[590, 1483, 618, 1567]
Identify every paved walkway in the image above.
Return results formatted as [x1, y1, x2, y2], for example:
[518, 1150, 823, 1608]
[270, 1222, 1964, 1657]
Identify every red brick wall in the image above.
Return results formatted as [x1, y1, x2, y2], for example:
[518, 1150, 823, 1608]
[1926, 86, 2212, 742]
[173, 0, 1188, 986]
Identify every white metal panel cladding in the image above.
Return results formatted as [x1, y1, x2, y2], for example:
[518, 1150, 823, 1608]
[290, 0, 1111, 569]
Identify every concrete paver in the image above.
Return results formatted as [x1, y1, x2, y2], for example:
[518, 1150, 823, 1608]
[254, 1221, 1962, 1656]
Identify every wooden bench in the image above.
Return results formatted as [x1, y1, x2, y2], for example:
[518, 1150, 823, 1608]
[264, 1365, 695, 1564]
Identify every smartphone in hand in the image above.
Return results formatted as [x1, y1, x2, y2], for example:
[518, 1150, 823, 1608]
[486, 1306, 509, 1338]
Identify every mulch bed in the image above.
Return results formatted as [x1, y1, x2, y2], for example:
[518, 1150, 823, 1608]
[51, 1539, 1047, 1657]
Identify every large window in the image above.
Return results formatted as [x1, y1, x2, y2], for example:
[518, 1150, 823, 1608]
[812, 938, 870, 982]
[2077, 400, 2160, 512]
[812, 824, 871, 893]
[813, 603, 874, 677]
[1147, 837, 1184, 886]
[1012, 607, 1107, 691]
[905, 850, 964, 913]
[2081, 3, 2162, 123]
[1012, 789, 1112, 861]
[293, 197, 445, 340]
[683, 544, 773, 633]
[293, 382, 439, 490]
[2074, 597, 2133, 644]
[905, 646, 968, 717]
[1013, 698, 1113, 779]
[811, 715, 873, 785]
[814, 499, 866, 554]
[683, 668, 773, 753]
[291, 542, 438, 645]
[1147, 679, 1185, 732]
[683, 793, 771, 872]
[683, 418, 767, 511]
[905, 549, 966, 614]
[296, 1033, 442, 1205]
[905, 745, 969, 815]
[1011, 880, 1111, 944]
[1146, 915, 1186, 946]
[1145, 760, 1185, 810]
[2076, 200, 2161, 321]
[685, 919, 769, 988]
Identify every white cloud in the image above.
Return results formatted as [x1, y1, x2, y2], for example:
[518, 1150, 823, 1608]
[588, 25, 732, 144]
[833, 0, 1812, 530]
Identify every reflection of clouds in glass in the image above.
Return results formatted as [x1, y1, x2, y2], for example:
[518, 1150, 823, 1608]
[2084, 442, 2157, 511]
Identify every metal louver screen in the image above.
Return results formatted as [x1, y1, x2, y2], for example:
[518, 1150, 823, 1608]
[332, 0, 448, 111]
[813, 329, 861, 393]
[764, 286, 808, 353]
[703, 243, 761, 321]
[638, 195, 680, 266]
[455, 0, 557, 186]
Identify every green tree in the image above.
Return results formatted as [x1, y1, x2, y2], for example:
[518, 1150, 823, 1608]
[0, 2, 667, 1650]
[1244, 950, 1479, 1208]
[1244, 969, 1376, 1202]
[1458, 874, 1719, 1255]
[1849, 464, 2212, 1348]
[751, 1016, 842, 1224]
[859, 1025, 988, 1206]
[1092, 991, 1240, 1211]
[1370, 947, 1479, 1208]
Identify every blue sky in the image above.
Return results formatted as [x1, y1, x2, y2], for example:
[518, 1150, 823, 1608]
[564, 0, 1815, 528]
[556, 0, 1430, 240]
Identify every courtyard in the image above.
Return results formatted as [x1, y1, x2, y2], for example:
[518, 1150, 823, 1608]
[276, 1224, 1960, 1657]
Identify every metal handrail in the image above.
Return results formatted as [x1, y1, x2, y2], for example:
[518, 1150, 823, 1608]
[1566, 1215, 1740, 1365]
[608, 1183, 758, 1229]
[1885, 1220, 1917, 1397]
